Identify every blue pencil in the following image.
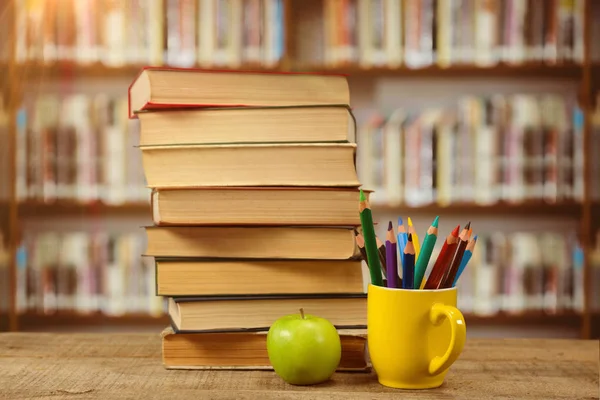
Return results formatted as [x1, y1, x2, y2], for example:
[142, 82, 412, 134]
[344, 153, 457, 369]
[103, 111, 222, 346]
[453, 235, 478, 287]
[396, 217, 408, 260]
[402, 233, 415, 289]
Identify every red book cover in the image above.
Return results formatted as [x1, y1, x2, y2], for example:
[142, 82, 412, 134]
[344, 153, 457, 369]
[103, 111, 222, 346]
[127, 66, 348, 119]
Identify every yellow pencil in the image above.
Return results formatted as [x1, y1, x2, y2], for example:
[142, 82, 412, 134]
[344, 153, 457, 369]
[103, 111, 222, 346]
[407, 217, 420, 259]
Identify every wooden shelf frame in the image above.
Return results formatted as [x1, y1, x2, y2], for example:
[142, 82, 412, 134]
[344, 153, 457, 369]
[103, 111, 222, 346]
[0, 62, 587, 80]
[2, 0, 598, 337]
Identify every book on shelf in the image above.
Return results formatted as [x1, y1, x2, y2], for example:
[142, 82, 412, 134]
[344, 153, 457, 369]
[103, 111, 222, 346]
[357, 93, 583, 207]
[137, 106, 356, 146]
[11, 0, 283, 68]
[15, 94, 150, 204]
[141, 143, 359, 188]
[151, 187, 366, 226]
[161, 326, 369, 371]
[321, 0, 585, 68]
[128, 67, 349, 118]
[453, 231, 583, 315]
[155, 259, 364, 296]
[145, 226, 361, 260]
[197, 0, 284, 68]
[15, 231, 164, 316]
[168, 295, 367, 332]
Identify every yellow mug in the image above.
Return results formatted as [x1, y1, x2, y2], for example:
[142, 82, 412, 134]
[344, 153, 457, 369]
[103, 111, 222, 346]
[367, 284, 466, 389]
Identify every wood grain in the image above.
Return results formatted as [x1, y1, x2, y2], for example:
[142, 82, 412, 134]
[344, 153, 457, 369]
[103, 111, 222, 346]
[0, 334, 597, 399]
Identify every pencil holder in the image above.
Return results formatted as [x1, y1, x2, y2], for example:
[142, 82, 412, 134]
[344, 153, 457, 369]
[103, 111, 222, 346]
[367, 284, 466, 389]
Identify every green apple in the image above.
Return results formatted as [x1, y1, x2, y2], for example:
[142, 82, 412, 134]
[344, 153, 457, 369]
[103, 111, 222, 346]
[267, 308, 341, 385]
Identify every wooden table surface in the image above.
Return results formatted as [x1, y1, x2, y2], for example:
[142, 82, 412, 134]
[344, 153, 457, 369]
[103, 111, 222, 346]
[0, 333, 598, 400]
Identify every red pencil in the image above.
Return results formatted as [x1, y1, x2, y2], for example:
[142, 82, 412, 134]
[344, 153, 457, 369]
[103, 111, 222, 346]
[423, 225, 460, 289]
[440, 223, 472, 288]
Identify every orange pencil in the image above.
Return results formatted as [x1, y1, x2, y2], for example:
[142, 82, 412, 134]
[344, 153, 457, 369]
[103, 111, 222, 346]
[423, 225, 460, 289]
[440, 223, 472, 288]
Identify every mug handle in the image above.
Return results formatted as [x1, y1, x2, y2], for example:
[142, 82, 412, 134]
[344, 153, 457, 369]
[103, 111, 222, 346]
[428, 303, 467, 376]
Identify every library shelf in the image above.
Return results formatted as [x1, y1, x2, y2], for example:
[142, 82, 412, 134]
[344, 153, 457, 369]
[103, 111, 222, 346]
[300, 63, 583, 79]
[17, 201, 150, 217]
[17, 312, 169, 329]
[371, 202, 584, 216]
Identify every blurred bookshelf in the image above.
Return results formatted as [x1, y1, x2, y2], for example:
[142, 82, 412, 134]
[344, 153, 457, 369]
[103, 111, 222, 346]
[0, 0, 598, 338]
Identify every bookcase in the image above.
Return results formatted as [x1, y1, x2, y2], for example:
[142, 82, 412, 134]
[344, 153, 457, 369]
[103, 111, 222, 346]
[0, 0, 598, 338]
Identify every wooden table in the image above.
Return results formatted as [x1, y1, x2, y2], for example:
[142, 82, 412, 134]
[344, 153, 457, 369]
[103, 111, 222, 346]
[0, 334, 598, 399]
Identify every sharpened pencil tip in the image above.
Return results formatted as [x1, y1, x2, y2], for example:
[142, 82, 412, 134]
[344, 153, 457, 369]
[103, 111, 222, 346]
[359, 189, 365, 201]
[473, 235, 478, 241]
[407, 217, 413, 226]
[398, 216, 403, 226]
[465, 221, 471, 230]
[408, 233, 413, 242]
[432, 216, 439, 228]
[388, 221, 393, 231]
[451, 225, 460, 236]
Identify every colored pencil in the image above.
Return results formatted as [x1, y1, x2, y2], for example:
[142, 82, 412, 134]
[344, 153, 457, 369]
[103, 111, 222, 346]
[423, 225, 460, 289]
[396, 217, 408, 257]
[358, 189, 383, 286]
[407, 217, 420, 259]
[385, 222, 400, 288]
[413, 216, 439, 289]
[376, 237, 387, 270]
[353, 230, 369, 266]
[440, 222, 472, 288]
[402, 233, 415, 289]
[453, 235, 478, 287]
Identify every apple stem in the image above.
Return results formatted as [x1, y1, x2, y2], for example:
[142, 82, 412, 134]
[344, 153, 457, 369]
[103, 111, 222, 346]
[300, 308, 305, 319]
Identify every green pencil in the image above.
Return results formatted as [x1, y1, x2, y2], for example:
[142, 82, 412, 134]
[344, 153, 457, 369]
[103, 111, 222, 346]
[359, 189, 383, 286]
[413, 216, 439, 289]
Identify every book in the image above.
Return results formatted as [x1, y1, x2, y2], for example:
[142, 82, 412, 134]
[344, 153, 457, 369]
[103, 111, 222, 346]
[151, 187, 366, 226]
[145, 226, 360, 259]
[161, 326, 369, 371]
[167, 295, 367, 332]
[137, 106, 356, 146]
[128, 68, 350, 118]
[156, 259, 364, 296]
[141, 143, 360, 188]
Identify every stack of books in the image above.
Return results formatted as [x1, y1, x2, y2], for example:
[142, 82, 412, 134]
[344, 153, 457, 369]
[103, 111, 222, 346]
[129, 67, 369, 371]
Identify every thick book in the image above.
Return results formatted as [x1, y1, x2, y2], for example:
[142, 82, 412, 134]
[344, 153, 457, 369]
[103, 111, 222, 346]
[137, 106, 356, 146]
[167, 295, 367, 332]
[151, 187, 367, 226]
[128, 67, 349, 118]
[156, 259, 364, 296]
[145, 226, 360, 259]
[141, 143, 359, 188]
[161, 326, 369, 371]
